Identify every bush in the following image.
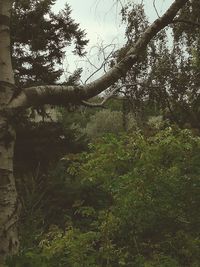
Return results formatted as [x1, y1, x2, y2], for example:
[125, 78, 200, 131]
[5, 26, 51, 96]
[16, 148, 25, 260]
[10, 127, 200, 266]
[84, 110, 124, 139]
[63, 127, 200, 266]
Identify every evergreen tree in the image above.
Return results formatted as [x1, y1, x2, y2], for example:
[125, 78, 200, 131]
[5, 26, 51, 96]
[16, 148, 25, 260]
[11, 0, 88, 87]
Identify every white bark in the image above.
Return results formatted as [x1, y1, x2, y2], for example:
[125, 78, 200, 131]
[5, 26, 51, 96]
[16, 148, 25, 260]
[0, 0, 19, 264]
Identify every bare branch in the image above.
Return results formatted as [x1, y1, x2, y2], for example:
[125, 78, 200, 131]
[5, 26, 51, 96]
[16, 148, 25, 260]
[9, 0, 189, 110]
[84, 49, 114, 84]
[84, 43, 116, 84]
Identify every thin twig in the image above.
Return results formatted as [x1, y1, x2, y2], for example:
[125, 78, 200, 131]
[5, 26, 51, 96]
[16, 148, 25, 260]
[153, 0, 160, 18]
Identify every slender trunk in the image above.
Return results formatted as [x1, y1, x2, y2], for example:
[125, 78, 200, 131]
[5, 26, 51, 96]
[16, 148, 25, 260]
[0, 0, 19, 264]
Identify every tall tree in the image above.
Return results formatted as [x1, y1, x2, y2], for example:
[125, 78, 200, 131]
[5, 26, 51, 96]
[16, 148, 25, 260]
[115, 0, 200, 127]
[11, 0, 88, 176]
[12, 0, 88, 87]
[0, 0, 189, 264]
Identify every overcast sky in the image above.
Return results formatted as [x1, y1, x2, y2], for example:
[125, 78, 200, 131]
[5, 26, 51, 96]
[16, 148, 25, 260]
[52, 0, 173, 82]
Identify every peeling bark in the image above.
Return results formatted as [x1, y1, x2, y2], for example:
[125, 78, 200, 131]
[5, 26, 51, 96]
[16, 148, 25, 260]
[0, 111, 19, 264]
[0, 0, 19, 264]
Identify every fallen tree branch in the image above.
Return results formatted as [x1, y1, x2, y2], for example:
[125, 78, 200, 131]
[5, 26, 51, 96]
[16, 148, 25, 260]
[9, 0, 189, 110]
[81, 87, 120, 108]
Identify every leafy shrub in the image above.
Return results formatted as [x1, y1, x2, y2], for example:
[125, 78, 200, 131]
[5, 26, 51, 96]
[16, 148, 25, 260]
[84, 110, 124, 139]
[10, 127, 200, 266]
[63, 127, 200, 266]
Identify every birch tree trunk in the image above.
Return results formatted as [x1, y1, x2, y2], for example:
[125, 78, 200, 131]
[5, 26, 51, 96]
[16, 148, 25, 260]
[0, 0, 19, 264]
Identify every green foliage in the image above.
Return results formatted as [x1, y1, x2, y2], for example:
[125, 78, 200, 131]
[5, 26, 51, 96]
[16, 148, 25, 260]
[58, 106, 137, 143]
[40, 226, 99, 267]
[56, 127, 200, 266]
[57, 106, 94, 146]
[84, 110, 124, 139]
[11, 127, 200, 266]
